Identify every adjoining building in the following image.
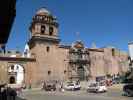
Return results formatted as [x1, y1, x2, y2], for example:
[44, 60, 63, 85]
[0, 7, 129, 87]
[127, 42, 133, 80]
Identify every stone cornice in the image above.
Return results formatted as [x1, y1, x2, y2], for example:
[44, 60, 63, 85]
[0, 56, 36, 62]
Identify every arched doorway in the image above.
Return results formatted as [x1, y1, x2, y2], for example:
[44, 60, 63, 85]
[8, 64, 25, 85]
[9, 76, 16, 84]
[77, 66, 85, 81]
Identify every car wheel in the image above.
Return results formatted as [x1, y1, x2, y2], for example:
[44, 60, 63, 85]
[96, 90, 99, 93]
[125, 89, 133, 97]
[103, 89, 106, 92]
[72, 88, 74, 91]
[127, 92, 131, 97]
[87, 89, 90, 93]
[86, 89, 88, 92]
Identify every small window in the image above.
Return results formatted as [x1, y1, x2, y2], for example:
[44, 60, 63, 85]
[64, 70, 66, 74]
[48, 71, 51, 75]
[41, 25, 45, 34]
[49, 27, 54, 36]
[35, 25, 41, 33]
[112, 48, 115, 56]
[46, 46, 50, 52]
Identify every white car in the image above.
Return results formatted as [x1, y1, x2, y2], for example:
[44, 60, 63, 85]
[64, 82, 81, 91]
[87, 82, 107, 93]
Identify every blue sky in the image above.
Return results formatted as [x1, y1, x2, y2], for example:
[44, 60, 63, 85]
[7, 0, 133, 51]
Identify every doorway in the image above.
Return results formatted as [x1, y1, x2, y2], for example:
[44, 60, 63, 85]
[8, 64, 24, 84]
[9, 76, 16, 84]
[77, 66, 85, 81]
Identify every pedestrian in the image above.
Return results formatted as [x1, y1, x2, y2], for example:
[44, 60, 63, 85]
[42, 81, 46, 90]
[7, 87, 17, 100]
[41, 81, 44, 90]
[77, 80, 79, 84]
[28, 83, 31, 89]
[1, 86, 7, 100]
[59, 82, 64, 92]
[0, 85, 2, 100]
[17, 86, 25, 99]
[59, 82, 62, 92]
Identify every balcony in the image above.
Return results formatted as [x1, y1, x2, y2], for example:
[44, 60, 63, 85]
[69, 57, 90, 64]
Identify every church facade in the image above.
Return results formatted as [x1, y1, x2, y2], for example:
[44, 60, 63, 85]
[0, 8, 129, 87]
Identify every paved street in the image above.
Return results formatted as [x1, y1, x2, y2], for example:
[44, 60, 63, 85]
[16, 84, 133, 100]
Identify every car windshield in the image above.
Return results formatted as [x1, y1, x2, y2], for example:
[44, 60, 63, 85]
[75, 82, 79, 85]
[67, 83, 74, 86]
[98, 82, 105, 86]
[89, 83, 97, 87]
[47, 85, 52, 87]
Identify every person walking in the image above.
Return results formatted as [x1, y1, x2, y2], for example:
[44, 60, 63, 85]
[42, 81, 46, 90]
[1, 86, 7, 100]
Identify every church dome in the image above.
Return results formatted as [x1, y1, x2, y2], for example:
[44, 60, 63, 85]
[72, 40, 84, 49]
[36, 7, 51, 16]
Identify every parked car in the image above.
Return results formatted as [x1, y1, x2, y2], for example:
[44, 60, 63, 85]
[112, 77, 120, 84]
[123, 83, 133, 97]
[44, 81, 56, 91]
[64, 82, 81, 91]
[106, 79, 113, 86]
[87, 82, 107, 93]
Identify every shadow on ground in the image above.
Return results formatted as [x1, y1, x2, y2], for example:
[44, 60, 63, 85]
[16, 96, 27, 100]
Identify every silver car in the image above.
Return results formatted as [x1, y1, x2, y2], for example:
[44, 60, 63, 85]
[87, 82, 107, 93]
[64, 82, 81, 91]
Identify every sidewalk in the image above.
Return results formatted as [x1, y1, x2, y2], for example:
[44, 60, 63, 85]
[108, 84, 124, 90]
[23, 87, 41, 92]
[80, 81, 88, 90]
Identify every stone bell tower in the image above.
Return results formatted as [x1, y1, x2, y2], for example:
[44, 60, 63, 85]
[28, 7, 61, 84]
[29, 7, 60, 44]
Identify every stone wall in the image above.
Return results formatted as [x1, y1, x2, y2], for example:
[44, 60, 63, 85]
[89, 49, 105, 79]
[29, 41, 69, 86]
[0, 61, 8, 84]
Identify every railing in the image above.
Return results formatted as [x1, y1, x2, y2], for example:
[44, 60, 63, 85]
[69, 55, 90, 63]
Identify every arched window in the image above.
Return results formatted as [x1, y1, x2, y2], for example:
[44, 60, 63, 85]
[46, 46, 50, 52]
[48, 71, 51, 75]
[35, 24, 41, 33]
[64, 70, 66, 74]
[112, 48, 115, 56]
[49, 27, 54, 36]
[41, 25, 45, 34]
